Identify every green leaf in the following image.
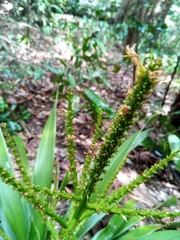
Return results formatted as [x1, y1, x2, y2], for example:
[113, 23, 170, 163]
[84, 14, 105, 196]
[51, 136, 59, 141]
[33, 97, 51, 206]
[0, 98, 8, 112]
[13, 135, 31, 176]
[167, 222, 180, 229]
[145, 113, 160, 126]
[101, 76, 112, 89]
[27, 219, 40, 240]
[91, 222, 114, 240]
[92, 215, 142, 240]
[84, 88, 115, 114]
[0, 211, 16, 240]
[32, 101, 56, 188]
[51, 4, 63, 14]
[75, 212, 106, 238]
[132, 230, 180, 240]
[7, 120, 21, 133]
[95, 38, 106, 55]
[32, 98, 57, 239]
[82, 37, 91, 52]
[174, 79, 180, 84]
[0, 129, 29, 240]
[74, 57, 82, 68]
[44, 64, 61, 75]
[34, 68, 45, 82]
[168, 134, 180, 171]
[115, 225, 163, 240]
[0, 128, 14, 173]
[113, 63, 121, 73]
[59, 170, 70, 191]
[58, 59, 67, 67]
[168, 134, 180, 152]
[67, 73, 76, 88]
[92, 201, 143, 240]
[82, 55, 92, 62]
[46, 220, 59, 240]
[156, 196, 178, 209]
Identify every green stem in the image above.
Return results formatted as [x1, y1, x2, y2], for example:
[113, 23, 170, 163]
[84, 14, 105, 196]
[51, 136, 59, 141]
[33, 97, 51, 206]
[87, 203, 180, 219]
[66, 89, 78, 194]
[106, 150, 180, 204]
[60, 192, 87, 237]
[80, 109, 102, 191]
[0, 228, 11, 240]
[32, 185, 83, 201]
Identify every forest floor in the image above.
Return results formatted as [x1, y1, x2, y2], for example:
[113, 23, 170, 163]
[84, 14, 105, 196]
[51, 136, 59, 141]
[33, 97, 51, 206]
[1, 13, 180, 235]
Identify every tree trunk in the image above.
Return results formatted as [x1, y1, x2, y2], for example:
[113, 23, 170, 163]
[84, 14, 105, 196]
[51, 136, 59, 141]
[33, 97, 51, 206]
[115, 0, 173, 49]
[170, 92, 180, 129]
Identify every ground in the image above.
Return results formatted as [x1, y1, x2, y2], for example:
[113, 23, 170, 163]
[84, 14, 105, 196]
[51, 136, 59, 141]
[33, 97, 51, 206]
[1, 10, 180, 235]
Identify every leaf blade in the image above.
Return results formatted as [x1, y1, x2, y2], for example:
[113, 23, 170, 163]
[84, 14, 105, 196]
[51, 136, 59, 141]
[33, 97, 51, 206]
[0, 128, 29, 239]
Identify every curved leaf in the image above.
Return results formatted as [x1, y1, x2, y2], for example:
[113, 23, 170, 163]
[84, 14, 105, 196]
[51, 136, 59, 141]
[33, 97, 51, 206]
[0, 129, 29, 240]
[32, 101, 57, 188]
[91, 201, 140, 240]
[84, 88, 115, 114]
[132, 230, 180, 240]
[13, 135, 30, 176]
[116, 225, 162, 240]
[28, 219, 40, 240]
[32, 100, 57, 239]
[168, 134, 180, 171]
[68, 73, 76, 88]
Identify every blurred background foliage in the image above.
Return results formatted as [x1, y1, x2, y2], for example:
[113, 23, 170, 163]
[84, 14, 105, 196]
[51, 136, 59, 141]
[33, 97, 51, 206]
[1, 0, 180, 70]
[6, 0, 180, 59]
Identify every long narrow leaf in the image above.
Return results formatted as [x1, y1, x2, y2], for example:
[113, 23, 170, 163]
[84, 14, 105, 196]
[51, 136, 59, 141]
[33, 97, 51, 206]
[32, 100, 57, 239]
[0, 128, 29, 240]
[116, 225, 163, 240]
[27, 219, 40, 240]
[0, 211, 16, 240]
[91, 200, 141, 240]
[32, 102, 56, 188]
[13, 135, 31, 176]
[76, 213, 106, 239]
[132, 230, 180, 240]
[0, 128, 13, 174]
[91, 216, 141, 240]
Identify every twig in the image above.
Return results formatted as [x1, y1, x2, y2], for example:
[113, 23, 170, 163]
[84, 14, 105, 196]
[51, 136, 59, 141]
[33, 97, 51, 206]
[161, 55, 180, 107]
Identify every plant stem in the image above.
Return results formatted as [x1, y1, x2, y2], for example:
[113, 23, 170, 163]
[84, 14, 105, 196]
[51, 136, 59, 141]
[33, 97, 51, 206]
[87, 203, 180, 219]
